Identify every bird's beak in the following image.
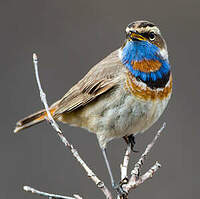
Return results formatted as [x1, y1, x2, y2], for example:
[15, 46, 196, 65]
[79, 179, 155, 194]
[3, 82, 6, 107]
[127, 31, 146, 41]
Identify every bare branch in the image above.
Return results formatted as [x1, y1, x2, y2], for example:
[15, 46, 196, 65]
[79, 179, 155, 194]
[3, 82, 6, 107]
[135, 161, 161, 186]
[120, 145, 131, 180]
[130, 123, 165, 180]
[23, 186, 78, 199]
[124, 162, 161, 191]
[30, 53, 113, 199]
[73, 194, 84, 199]
[122, 124, 165, 193]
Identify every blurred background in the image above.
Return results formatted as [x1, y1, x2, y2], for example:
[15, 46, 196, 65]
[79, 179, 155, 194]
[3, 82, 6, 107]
[1, 0, 200, 198]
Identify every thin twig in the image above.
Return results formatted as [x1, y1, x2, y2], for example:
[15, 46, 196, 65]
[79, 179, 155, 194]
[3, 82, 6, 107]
[122, 123, 165, 193]
[120, 145, 131, 180]
[73, 194, 83, 199]
[130, 123, 165, 179]
[30, 53, 113, 199]
[135, 161, 161, 186]
[23, 186, 78, 199]
[124, 162, 161, 191]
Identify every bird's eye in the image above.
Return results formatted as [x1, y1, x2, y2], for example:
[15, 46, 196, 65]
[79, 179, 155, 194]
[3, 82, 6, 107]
[149, 32, 156, 41]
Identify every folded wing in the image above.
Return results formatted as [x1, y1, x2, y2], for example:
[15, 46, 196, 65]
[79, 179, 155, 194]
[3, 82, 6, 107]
[54, 50, 124, 116]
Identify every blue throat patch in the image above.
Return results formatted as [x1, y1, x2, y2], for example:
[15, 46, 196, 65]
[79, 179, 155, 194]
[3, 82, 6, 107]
[121, 41, 171, 89]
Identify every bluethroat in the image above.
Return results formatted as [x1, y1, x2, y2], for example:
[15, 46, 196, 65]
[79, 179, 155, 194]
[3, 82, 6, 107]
[14, 20, 172, 195]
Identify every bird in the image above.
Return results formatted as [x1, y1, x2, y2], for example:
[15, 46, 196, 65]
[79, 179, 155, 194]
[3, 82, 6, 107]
[14, 20, 172, 195]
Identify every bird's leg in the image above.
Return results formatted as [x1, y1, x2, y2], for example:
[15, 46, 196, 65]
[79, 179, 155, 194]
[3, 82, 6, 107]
[123, 134, 138, 152]
[101, 148, 127, 197]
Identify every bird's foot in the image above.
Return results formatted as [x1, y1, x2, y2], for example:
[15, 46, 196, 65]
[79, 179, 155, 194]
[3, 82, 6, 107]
[127, 135, 139, 153]
[112, 180, 128, 198]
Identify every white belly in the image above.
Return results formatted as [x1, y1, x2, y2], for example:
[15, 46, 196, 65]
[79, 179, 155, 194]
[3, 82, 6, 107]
[67, 86, 171, 148]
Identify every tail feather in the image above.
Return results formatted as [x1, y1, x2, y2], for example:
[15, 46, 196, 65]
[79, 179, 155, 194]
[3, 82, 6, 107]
[14, 108, 55, 133]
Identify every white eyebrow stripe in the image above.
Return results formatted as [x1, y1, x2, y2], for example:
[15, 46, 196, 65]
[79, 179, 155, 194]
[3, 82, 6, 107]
[126, 26, 160, 35]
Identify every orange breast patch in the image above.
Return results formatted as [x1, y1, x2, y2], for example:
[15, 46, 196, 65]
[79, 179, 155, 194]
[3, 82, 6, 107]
[126, 72, 172, 101]
[131, 60, 162, 72]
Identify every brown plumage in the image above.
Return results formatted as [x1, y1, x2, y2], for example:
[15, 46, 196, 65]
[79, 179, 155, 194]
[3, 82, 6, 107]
[14, 50, 123, 133]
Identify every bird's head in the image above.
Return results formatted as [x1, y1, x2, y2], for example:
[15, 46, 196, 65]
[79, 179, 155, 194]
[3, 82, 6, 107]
[125, 21, 167, 57]
[120, 20, 171, 89]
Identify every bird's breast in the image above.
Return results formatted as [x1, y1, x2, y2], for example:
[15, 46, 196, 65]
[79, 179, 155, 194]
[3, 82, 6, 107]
[61, 78, 171, 148]
[92, 83, 171, 148]
[125, 71, 172, 101]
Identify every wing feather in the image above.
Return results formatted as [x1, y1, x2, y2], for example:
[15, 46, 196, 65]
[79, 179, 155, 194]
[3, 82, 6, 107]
[54, 49, 125, 116]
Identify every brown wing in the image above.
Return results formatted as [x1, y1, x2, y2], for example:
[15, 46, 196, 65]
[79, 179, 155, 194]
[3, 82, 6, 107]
[54, 49, 125, 116]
